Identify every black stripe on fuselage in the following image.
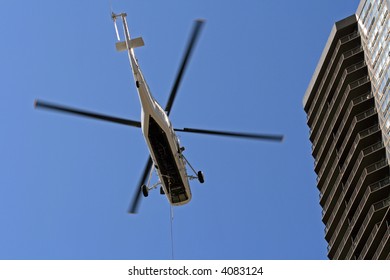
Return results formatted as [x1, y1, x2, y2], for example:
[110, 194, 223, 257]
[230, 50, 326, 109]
[147, 116, 188, 204]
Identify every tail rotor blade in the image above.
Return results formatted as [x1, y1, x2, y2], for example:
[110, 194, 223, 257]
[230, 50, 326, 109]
[174, 127, 284, 142]
[113, 18, 121, 41]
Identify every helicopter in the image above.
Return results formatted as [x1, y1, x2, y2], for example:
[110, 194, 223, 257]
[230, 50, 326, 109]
[34, 12, 284, 214]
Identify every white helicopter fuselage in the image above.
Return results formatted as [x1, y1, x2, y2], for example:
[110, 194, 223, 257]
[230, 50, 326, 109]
[120, 18, 192, 206]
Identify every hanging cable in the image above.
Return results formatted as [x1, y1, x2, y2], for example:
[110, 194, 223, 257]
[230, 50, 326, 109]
[169, 205, 175, 260]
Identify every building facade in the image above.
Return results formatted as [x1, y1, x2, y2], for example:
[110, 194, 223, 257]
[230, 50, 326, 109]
[357, 0, 390, 159]
[303, 1, 390, 259]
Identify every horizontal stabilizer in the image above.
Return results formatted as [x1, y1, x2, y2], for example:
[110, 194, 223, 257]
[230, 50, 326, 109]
[116, 37, 145, 51]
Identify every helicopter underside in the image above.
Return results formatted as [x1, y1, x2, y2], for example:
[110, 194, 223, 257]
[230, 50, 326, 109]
[147, 116, 190, 205]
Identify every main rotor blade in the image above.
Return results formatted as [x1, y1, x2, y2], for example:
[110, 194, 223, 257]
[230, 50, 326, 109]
[35, 99, 141, 128]
[128, 157, 153, 214]
[165, 19, 205, 116]
[174, 127, 284, 142]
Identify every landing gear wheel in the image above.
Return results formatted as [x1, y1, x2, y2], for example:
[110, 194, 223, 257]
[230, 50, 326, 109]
[142, 185, 149, 197]
[197, 171, 205, 184]
[160, 187, 165, 195]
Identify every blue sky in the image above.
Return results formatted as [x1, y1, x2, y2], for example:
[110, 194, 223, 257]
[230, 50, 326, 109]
[0, 0, 360, 259]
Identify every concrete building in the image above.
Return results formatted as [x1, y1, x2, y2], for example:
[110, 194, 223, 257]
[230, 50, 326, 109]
[303, 0, 390, 259]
